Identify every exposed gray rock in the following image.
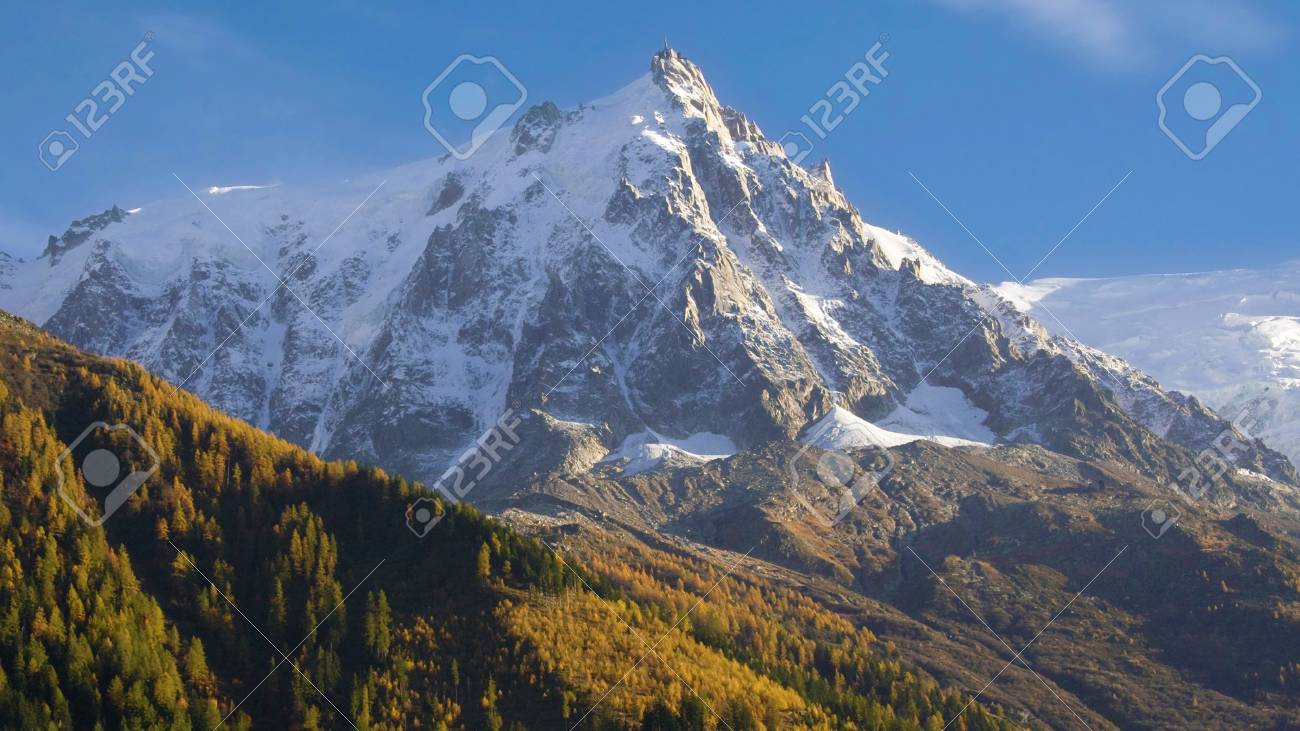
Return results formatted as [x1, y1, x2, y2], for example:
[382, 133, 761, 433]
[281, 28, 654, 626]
[1, 49, 1293, 494]
[42, 205, 129, 263]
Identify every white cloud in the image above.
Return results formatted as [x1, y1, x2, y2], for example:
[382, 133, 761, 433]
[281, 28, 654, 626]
[137, 11, 307, 82]
[931, 0, 1284, 70]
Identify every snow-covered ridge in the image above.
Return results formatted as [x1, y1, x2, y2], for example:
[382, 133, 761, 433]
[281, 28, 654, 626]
[0, 47, 1284, 488]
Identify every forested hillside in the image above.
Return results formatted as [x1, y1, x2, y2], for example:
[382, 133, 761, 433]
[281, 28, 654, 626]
[0, 311, 1017, 729]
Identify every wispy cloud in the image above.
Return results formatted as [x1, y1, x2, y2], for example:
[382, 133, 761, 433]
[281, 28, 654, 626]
[931, 0, 1284, 70]
[138, 11, 308, 77]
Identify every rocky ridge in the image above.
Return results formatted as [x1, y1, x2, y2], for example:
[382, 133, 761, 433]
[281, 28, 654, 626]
[1, 49, 1292, 492]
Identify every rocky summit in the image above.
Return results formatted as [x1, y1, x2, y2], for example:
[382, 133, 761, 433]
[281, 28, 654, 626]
[2, 49, 1290, 491]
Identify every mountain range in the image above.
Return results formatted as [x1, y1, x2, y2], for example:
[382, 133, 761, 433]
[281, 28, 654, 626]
[4, 49, 1300, 730]
[0, 49, 1292, 493]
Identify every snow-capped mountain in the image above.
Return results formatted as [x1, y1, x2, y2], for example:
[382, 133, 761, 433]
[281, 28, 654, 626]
[1, 49, 1290, 486]
[998, 264, 1300, 465]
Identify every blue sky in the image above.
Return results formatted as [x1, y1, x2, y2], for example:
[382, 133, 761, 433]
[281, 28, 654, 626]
[1, 0, 1295, 282]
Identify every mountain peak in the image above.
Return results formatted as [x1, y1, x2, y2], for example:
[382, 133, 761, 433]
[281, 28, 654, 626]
[649, 46, 725, 122]
[650, 44, 688, 66]
[6, 47, 1294, 494]
[41, 205, 129, 263]
[814, 158, 834, 185]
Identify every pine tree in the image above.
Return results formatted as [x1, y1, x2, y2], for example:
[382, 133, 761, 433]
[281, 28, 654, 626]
[363, 590, 391, 660]
[482, 676, 502, 731]
[477, 542, 492, 582]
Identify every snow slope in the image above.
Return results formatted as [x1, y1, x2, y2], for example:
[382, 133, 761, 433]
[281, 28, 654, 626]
[802, 403, 991, 451]
[878, 384, 996, 446]
[996, 263, 1300, 464]
[600, 430, 737, 476]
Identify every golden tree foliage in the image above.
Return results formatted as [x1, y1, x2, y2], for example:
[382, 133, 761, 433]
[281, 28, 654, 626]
[0, 313, 1018, 730]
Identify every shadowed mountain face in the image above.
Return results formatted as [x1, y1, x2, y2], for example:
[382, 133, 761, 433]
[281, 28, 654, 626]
[2, 49, 1292, 491]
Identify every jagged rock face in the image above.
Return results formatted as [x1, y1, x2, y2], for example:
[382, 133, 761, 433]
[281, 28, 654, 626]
[42, 205, 129, 263]
[1, 49, 1293, 486]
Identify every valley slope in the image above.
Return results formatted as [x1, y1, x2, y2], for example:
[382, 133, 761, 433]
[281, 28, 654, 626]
[0, 311, 1023, 729]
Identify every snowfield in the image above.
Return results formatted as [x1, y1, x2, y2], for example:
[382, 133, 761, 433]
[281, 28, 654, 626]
[997, 262, 1300, 465]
